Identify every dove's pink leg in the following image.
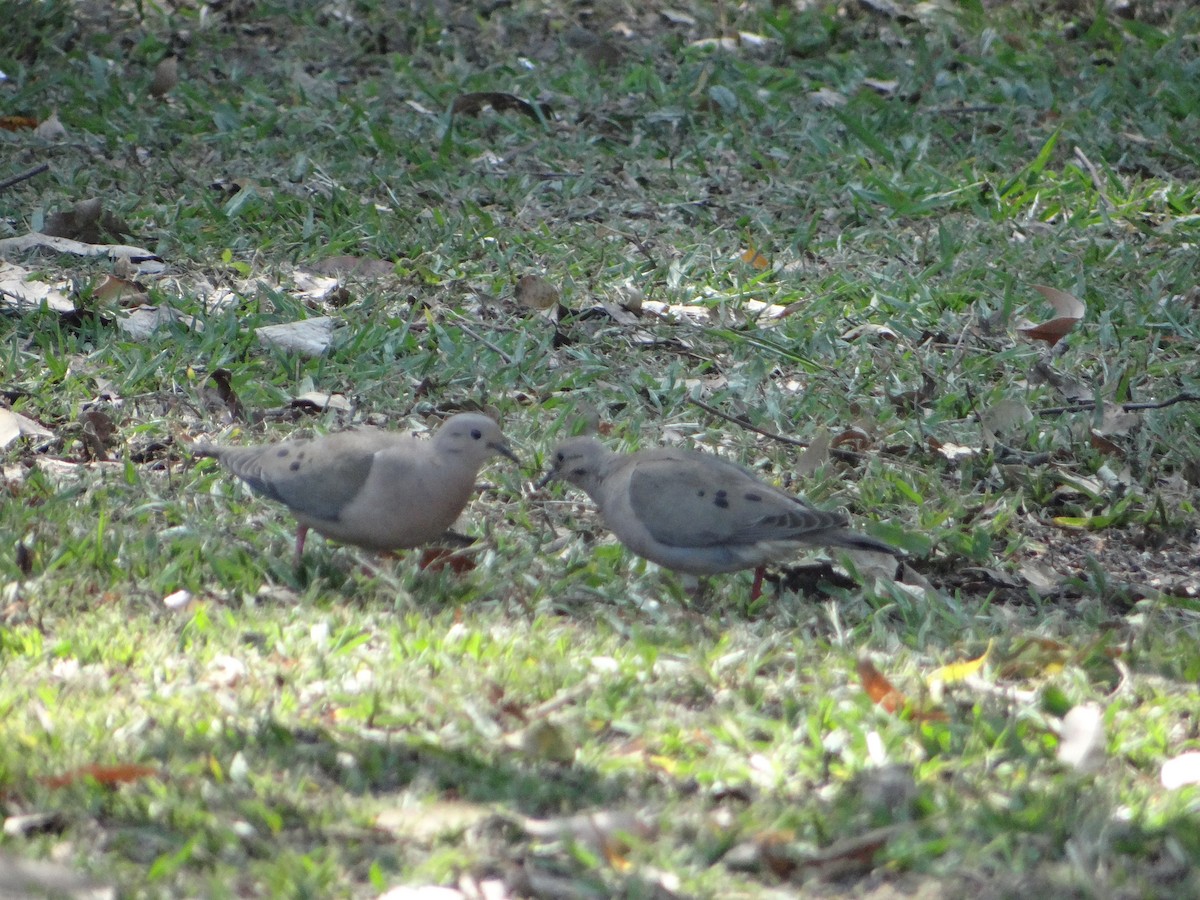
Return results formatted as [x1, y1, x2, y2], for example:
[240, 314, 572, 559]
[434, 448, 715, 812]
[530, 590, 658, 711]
[750, 566, 765, 601]
[294, 524, 309, 567]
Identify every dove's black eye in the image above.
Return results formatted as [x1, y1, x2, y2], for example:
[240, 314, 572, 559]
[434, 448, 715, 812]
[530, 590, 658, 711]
[471, 429, 482, 440]
[556, 451, 565, 462]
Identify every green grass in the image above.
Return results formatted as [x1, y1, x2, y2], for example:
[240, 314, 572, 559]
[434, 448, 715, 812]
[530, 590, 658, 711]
[2, 0, 1199, 896]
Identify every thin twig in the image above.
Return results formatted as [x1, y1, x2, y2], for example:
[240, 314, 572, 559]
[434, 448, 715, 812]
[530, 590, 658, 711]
[1037, 391, 1200, 417]
[687, 396, 807, 447]
[686, 395, 872, 464]
[0, 163, 50, 193]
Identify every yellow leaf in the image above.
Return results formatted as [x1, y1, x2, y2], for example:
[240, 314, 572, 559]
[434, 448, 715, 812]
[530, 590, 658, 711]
[740, 246, 770, 270]
[927, 640, 993, 686]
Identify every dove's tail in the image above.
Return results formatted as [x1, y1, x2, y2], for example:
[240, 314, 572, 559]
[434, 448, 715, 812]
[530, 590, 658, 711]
[825, 529, 901, 556]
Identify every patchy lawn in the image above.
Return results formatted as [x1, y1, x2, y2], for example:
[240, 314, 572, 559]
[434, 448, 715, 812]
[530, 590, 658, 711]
[1, 0, 1198, 896]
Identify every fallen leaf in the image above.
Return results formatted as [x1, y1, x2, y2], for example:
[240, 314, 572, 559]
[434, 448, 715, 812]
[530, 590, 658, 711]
[41, 763, 159, 789]
[515, 274, 560, 310]
[862, 77, 899, 96]
[149, 56, 178, 98]
[118, 305, 200, 340]
[0, 116, 39, 131]
[451, 92, 550, 122]
[1161, 752, 1200, 790]
[33, 109, 66, 140]
[521, 809, 655, 862]
[739, 246, 770, 270]
[255, 316, 338, 356]
[858, 658, 947, 721]
[0, 262, 76, 314]
[794, 428, 831, 477]
[375, 799, 494, 842]
[858, 658, 905, 714]
[979, 398, 1033, 442]
[1017, 284, 1085, 347]
[926, 640, 993, 686]
[0, 409, 20, 449]
[1057, 703, 1105, 772]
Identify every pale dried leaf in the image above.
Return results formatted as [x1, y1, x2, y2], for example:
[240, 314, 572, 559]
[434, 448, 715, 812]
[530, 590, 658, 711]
[256, 316, 338, 356]
[0, 851, 113, 899]
[118, 305, 200, 340]
[794, 428, 831, 477]
[292, 391, 352, 412]
[0, 233, 161, 270]
[33, 110, 67, 140]
[375, 799, 493, 842]
[1161, 752, 1200, 790]
[0, 262, 75, 314]
[862, 77, 898, 95]
[809, 87, 847, 108]
[1057, 703, 1105, 772]
[0, 410, 21, 449]
[979, 399, 1033, 442]
[521, 810, 656, 855]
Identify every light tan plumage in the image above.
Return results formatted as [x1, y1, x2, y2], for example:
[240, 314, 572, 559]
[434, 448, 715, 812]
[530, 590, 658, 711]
[195, 413, 517, 563]
[540, 436, 895, 597]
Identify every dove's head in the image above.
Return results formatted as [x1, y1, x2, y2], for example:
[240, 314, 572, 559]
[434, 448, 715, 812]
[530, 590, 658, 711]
[536, 436, 613, 496]
[435, 413, 519, 467]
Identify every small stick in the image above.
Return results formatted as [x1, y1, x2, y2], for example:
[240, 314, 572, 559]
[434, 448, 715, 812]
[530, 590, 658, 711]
[0, 163, 50, 193]
[1036, 391, 1200, 417]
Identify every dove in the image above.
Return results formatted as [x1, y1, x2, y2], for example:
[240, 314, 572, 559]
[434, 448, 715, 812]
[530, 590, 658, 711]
[194, 413, 518, 565]
[539, 436, 896, 599]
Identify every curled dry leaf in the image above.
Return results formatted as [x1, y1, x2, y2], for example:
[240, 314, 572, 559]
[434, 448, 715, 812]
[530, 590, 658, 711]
[515, 274, 560, 310]
[858, 658, 947, 722]
[1018, 284, 1086, 347]
[451, 92, 551, 122]
[149, 56, 179, 98]
[0, 409, 22, 449]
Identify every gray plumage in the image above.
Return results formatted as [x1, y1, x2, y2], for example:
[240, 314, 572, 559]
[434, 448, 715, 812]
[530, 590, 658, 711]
[195, 413, 517, 561]
[540, 437, 895, 588]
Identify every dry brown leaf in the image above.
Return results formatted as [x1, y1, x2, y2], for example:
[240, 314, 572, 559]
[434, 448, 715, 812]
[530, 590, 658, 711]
[41, 763, 159, 789]
[149, 56, 178, 98]
[452, 92, 550, 122]
[739, 246, 770, 270]
[0, 115, 39, 131]
[92, 274, 147, 305]
[858, 658, 905, 714]
[858, 659, 947, 722]
[1017, 284, 1085, 346]
[515, 274, 560, 310]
